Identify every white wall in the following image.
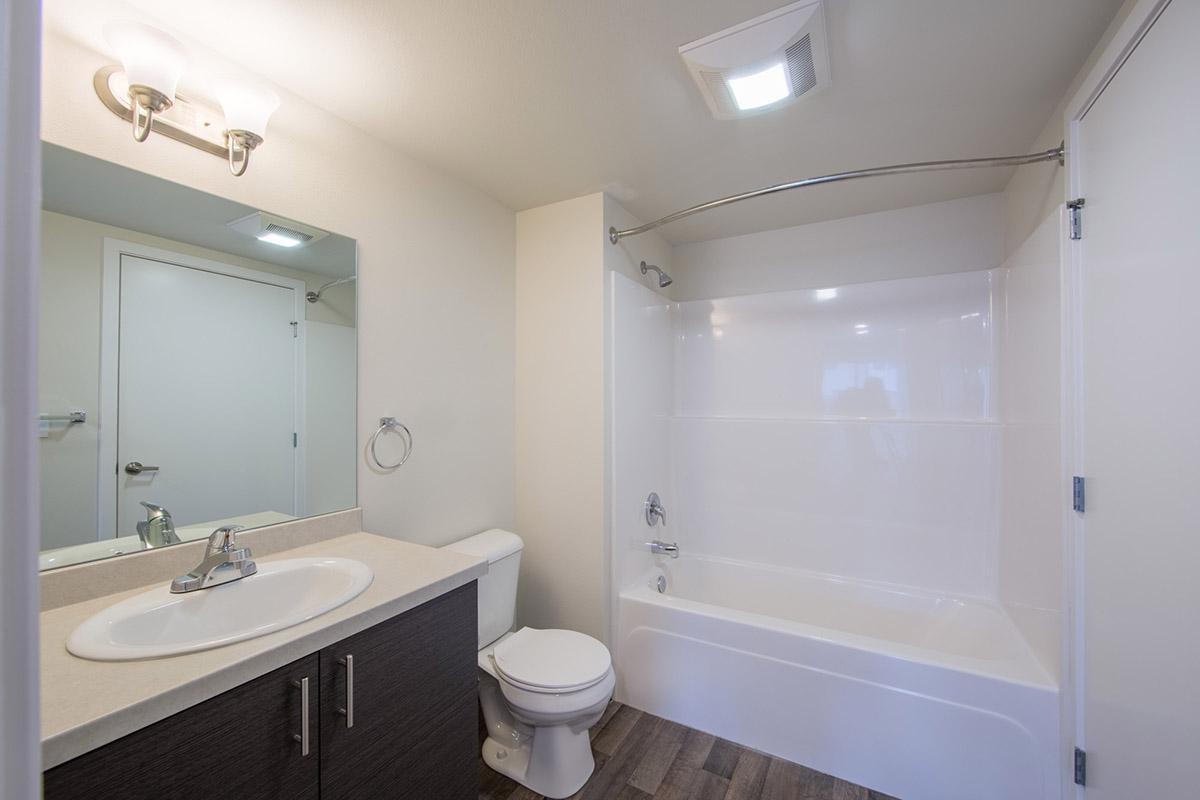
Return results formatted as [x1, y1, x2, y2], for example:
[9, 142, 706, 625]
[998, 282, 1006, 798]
[608, 271, 672, 618]
[514, 194, 607, 641]
[671, 193, 1004, 301]
[620, 190, 1063, 659]
[611, 191, 1068, 615]
[671, 270, 1002, 597]
[1001, 0, 1137, 256]
[304, 321, 357, 516]
[41, 30, 515, 548]
[997, 210, 1063, 678]
[38, 210, 357, 550]
[513, 193, 672, 644]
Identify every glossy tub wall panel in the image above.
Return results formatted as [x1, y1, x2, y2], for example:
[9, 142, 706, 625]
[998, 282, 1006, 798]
[673, 270, 998, 421]
[606, 263, 1062, 799]
[671, 416, 999, 596]
[609, 272, 674, 608]
[669, 268, 1003, 597]
[616, 558, 1058, 800]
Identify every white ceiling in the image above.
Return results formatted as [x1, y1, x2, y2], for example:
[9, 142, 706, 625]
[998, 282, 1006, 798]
[45, 0, 1123, 243]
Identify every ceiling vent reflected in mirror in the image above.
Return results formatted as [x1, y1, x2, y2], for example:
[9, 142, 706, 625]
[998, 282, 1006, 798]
[680, 0, 830, 120]
[227, 212, 329, 249]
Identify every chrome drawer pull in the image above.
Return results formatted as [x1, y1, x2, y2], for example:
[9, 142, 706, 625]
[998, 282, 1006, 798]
[292, 677, 310, 756]
[338, 655, 354, 728]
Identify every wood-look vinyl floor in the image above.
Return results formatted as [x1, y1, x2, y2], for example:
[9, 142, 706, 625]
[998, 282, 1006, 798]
[478, 702, 901, 800]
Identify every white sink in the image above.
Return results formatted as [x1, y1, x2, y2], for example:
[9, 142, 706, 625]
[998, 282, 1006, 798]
[66, 557, 373, 661]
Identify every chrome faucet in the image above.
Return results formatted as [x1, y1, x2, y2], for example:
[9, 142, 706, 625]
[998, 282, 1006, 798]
[645, 492, 667, 527]
[647, 540, 679, 558]
[136, 501, 180, 549]
[170, 525, 256, 593]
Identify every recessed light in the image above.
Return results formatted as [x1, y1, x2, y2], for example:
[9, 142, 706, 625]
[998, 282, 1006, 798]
[728, 63, 790, 111]
[257, 231, 303, 248]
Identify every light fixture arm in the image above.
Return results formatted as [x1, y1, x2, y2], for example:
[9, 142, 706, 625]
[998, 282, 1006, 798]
[127, 85, 172, 143]
[226, 130, 262, 177]
[132, 97, 153, 142]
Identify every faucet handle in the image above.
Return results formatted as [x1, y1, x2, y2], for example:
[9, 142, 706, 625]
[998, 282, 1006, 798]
[140, 500, 170, 519]
[645, 492, 667, 527]
[206, 525, 246, 556]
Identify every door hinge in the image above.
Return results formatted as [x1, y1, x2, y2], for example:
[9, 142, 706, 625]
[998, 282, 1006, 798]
[1067, 198, 1085, 240]
[293, 432, 298, 448]
[290, 321, 299, 338]
[1074, 746, 1087, 786]
[1073, 476, 1086, 512]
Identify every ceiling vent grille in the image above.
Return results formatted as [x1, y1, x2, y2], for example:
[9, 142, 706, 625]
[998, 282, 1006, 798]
[680, 0, 830, 120]
[786, 34, 818, 97]
[699, 70, 739, 118]
[263, 222, 314, 243]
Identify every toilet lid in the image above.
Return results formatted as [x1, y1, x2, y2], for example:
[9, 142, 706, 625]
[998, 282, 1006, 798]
[492, 627, 611, 692]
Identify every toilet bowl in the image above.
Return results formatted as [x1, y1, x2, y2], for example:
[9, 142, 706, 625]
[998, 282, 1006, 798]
[478, 628, 615, 798]
[442, 529, 615, 799]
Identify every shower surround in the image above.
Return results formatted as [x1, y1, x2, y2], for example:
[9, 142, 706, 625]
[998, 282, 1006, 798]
[607, 206, 1064, 800]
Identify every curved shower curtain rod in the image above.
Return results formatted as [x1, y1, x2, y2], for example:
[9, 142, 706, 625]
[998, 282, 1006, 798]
[608, 143, 1065, 244]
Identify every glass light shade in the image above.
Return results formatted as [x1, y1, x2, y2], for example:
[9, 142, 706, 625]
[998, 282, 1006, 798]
[102, 21, 187, 100]
[212, 78, 281, 139]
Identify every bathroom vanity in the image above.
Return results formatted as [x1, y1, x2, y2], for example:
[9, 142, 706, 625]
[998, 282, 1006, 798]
[39, 526, 487, 800]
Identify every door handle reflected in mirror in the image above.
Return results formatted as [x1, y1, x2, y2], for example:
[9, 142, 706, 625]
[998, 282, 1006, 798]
[124, 461, 160, 475]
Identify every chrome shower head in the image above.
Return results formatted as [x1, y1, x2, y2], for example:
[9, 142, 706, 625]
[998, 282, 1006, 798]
[640, 261, 673, 288]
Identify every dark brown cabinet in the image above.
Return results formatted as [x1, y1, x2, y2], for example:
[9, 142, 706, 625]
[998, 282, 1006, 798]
[44, 582, 478, 800]
[319, 582, 478, 800]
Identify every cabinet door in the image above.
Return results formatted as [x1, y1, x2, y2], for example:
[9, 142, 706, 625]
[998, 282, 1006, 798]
[44, 654, 319, 800]
[319, 582, 478, 800]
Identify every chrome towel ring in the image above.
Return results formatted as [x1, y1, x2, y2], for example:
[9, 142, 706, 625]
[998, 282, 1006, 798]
[368, 416, 413, 470]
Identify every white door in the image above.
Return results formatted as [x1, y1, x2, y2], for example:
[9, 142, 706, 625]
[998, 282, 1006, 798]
[1077, 1, 1200, 795]
[116, 254, 298, 535]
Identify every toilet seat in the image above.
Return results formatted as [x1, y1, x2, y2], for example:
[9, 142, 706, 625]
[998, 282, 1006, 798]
[492, 627, 611, 693]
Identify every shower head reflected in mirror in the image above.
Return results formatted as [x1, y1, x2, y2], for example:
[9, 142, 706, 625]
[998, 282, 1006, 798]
[640, 261, 673, 288]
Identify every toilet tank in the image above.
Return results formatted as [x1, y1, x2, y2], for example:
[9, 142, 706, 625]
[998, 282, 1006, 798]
[441, 529, 523, 649]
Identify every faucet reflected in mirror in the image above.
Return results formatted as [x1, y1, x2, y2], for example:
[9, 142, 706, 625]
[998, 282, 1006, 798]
[135, 501, 179, 549]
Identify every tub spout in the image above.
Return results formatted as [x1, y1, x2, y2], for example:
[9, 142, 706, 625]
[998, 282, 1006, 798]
[648, 540, 679, 559]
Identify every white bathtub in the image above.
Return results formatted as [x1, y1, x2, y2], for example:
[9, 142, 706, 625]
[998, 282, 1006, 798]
[615, 555, 1059, 800]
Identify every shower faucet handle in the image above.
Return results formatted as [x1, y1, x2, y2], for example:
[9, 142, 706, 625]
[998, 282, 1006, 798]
[645, 492, 667, 527]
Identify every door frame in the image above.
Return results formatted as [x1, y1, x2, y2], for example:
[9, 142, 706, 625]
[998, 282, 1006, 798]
[97, 238, 308, 539]
[1060, 1, 1174, 796]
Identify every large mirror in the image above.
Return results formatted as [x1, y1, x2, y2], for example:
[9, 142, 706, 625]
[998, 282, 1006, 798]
[39, 143, 357, 570]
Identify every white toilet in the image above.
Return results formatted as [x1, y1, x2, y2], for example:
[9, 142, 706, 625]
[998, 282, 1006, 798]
[444, 529, 615, 799]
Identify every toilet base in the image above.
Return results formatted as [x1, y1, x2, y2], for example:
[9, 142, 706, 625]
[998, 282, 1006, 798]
[478, 669, 611, 799]
[481, 723, 595, 800]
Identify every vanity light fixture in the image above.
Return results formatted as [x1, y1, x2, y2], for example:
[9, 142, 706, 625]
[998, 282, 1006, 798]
[102, 21, 187, 142]
[95, 22, 280, 177]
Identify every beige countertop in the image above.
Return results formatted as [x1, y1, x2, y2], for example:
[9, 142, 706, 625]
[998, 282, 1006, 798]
[40, 532, 486, 770]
